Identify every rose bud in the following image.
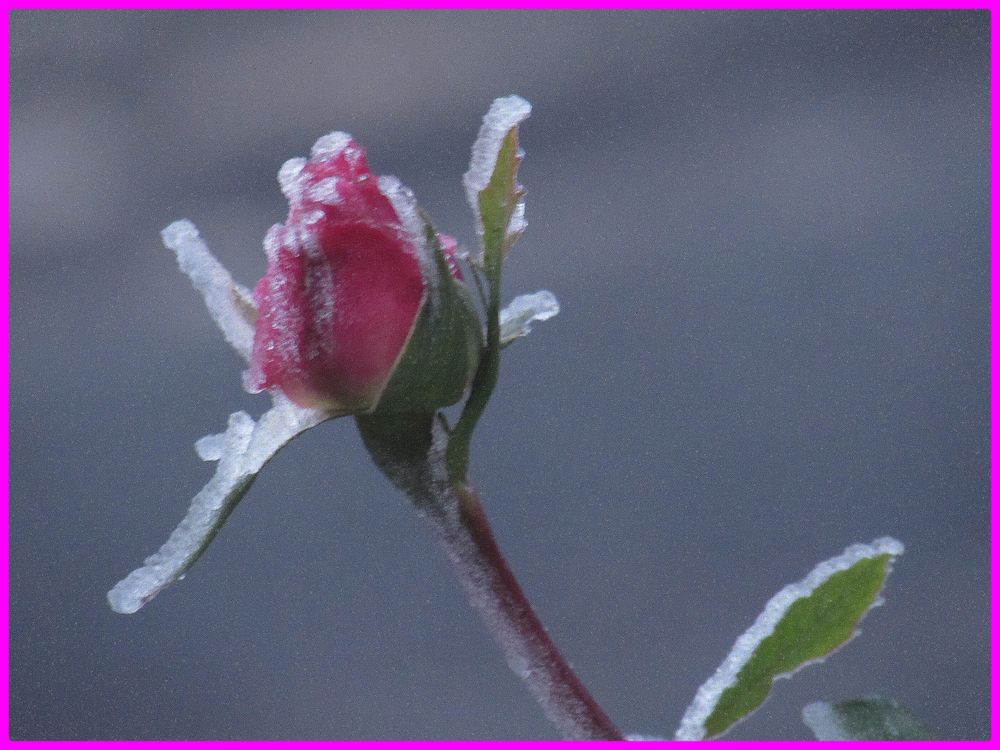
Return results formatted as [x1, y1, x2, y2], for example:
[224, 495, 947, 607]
[246, 133, 482, 414]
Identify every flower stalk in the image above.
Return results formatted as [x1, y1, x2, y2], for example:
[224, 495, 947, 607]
[438, 481, 622, 740]
[357, 414, 621, 740]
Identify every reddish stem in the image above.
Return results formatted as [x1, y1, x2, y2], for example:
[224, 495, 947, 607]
[426, 481, 623, 740]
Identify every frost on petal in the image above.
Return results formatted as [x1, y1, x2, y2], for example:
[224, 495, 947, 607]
[377, 174, 434, 278]
[462, 94, 531, 245]
[107, 397, 328, 614]
[162, 220, 256, 362]
[674, 537, 904, 740]
[306, 176, 342, 206]
[310, 131, 353, 162]
[500, 290, 560, 346]
[277, 157, 307, 202]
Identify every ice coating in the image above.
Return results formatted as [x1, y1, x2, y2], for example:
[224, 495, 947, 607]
[161, 220, 256, 362]
[437, 234, 464, 281]
[674, 537, 904, 740]
[499, 290, 560, 345]
[107, 395, 327, 614]
[463, 94, 531, 239]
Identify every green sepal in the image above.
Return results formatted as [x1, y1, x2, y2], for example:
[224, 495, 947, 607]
[373, 225, 483, 414]
[356, 411, 442, 509]
[802, 697, 937, 740]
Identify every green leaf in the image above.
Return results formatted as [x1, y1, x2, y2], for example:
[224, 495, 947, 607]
[463, 95, 531, 278]
[107, 397, 328, 614]
[675, 538, 904, 740]
[802, 697, 937, 740]
[478, 128, 524, 263]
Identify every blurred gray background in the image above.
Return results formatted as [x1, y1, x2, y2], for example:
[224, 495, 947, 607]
[10, 10, 989, 740]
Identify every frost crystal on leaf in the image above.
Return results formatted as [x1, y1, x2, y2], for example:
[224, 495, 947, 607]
[499, 290, 560, 345]
[161, 220, 257, 362]
[674, 537, 904, 740]
[463, 94, 531, 239]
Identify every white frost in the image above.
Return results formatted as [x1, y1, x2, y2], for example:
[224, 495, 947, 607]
[277, 157, 307, 202]
[463, 95, 531, 239]
[161, 220, 256, 362]
[674, 537, 904, 740]
[376, 174, 435, 284]
[310, 131, 353, 162]
[499, 290, 560, 345]
[306, 176, 342, 206]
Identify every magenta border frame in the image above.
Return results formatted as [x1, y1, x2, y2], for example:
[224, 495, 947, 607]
[1, 3, 993, 747]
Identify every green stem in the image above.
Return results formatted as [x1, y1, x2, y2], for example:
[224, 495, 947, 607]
[446, 247, 502, 483]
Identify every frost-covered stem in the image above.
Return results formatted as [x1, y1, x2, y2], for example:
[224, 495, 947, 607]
[428, 481, 622, 740]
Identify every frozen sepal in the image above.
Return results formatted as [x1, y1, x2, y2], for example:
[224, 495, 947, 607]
[161, 220, 257, 363]
[107, 394, 327, 614]
[675, 537, 904, 740]
[463, 95, 531, 268]
[499, 290, 560, 347]
[802, 697, 936, 740]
